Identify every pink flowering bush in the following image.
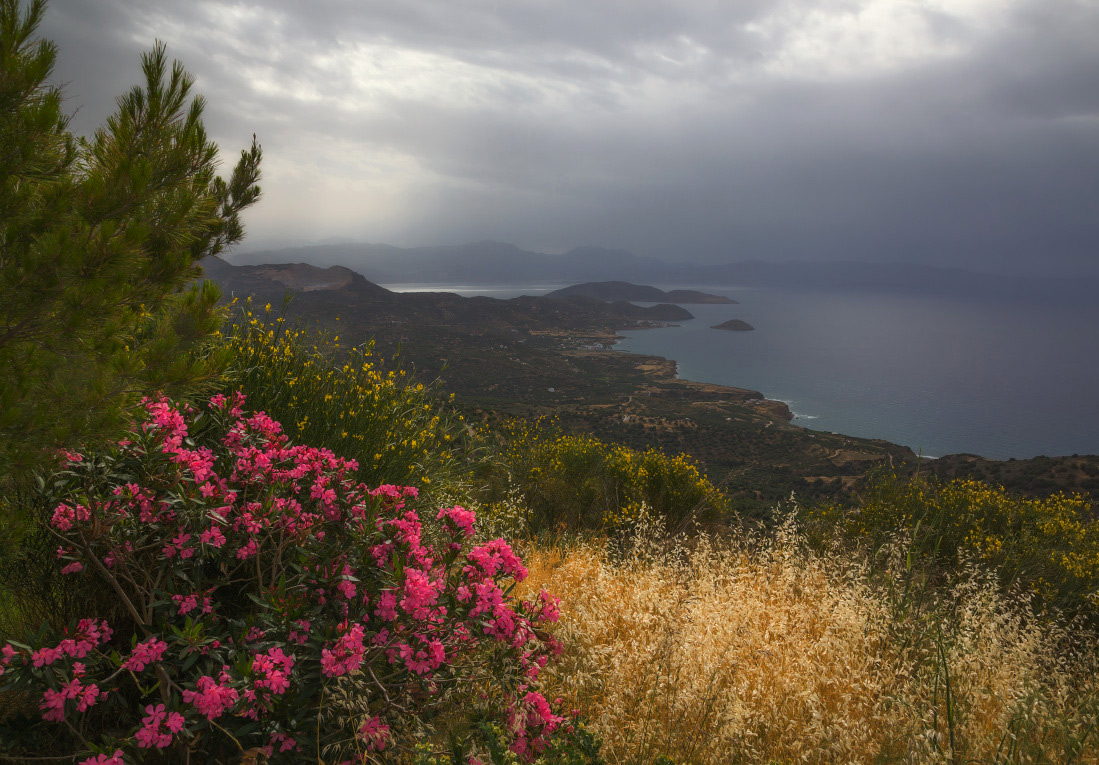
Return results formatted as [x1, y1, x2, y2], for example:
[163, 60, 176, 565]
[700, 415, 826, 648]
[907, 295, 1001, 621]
[0, 394, 591, 762]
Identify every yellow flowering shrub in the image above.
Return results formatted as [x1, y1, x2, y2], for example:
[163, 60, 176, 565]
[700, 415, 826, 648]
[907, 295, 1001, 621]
[218, 302, 466, 492]
[481, 419, 728, 534]
[811, 472, 1099, 621]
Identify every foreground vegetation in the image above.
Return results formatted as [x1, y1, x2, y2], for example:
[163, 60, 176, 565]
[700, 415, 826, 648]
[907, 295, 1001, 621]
[520, 518, 1099, 763]
[5, 312, 1099, 762]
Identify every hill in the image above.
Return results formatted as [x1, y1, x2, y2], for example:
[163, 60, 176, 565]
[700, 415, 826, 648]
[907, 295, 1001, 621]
[546, 281, 734, 304]
[201, 257, 693, 330]
[712, 319, 755, 331]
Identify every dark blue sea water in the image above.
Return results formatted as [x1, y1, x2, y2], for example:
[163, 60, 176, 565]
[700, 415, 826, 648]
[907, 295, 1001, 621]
[616, 287, 1099, 460]
[385, 283, 1099, 460]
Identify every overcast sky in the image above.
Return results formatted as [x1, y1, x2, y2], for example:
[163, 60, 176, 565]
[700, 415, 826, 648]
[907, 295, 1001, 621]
[37, 0, 1099, 276]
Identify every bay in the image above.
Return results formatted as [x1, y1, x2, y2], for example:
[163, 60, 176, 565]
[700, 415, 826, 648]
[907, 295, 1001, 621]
[383, 282, 1099, 460]
[615, 287, 1099, 460]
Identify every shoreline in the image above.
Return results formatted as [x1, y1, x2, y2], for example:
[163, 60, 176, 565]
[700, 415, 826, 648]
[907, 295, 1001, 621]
[600, 325, 959, 462]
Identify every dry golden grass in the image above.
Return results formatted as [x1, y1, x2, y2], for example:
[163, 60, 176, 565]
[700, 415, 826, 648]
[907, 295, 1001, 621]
[518, 517, 1099, 764]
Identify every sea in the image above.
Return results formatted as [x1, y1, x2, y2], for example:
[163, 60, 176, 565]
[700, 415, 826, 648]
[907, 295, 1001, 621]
[383, 283, 1099, 460]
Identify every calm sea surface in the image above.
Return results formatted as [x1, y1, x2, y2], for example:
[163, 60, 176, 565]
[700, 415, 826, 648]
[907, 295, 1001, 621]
[385, 283, 1099, 460]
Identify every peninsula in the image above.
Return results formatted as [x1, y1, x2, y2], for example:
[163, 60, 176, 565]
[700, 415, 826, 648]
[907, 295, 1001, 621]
[546, 281, 734, 304]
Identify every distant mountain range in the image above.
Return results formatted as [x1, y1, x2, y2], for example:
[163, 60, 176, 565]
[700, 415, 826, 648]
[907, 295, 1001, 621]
[229, 240, 1098, 301]
[198, 257, 695, 331]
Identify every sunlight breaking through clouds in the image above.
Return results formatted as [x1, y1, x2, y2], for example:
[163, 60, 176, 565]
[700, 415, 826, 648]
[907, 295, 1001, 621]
[39, 0, 1099, 275]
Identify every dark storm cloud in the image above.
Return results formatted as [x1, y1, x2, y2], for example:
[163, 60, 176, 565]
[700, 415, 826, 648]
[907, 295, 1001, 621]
[36, 0, 1099, 276]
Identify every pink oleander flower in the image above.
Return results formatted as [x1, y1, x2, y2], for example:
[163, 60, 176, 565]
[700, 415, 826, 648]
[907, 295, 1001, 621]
[465, 538, 528, 582]
[252, 646, 294, 695]
[437, 505, 477, 538]
[357, 716, 390, 752]
[236, 538, 258, 560]
[182, 675, 239, 720]
[60, 561, 83, 575]
[530, 590, 560, 624]
[40, 688, 66, 722]
[336, 563, 357, 600]
[75, 682, 101, 713]
[122, 638, 168, 672]
[288, 619, 311, 645]
[320, 624, 366, 678]
[265, 731, 298, 754]
[398, 637, 446, 675]
[162, 531, 193, 560]
[199, 524, 226, 547]
[80, 750, 125, 765]
[50, 502, 84, 531]
[32, 646, 61, 667]
[171, 591, 213, 617]
[400, 568, 441, 620]
[375, 590, 398, 621]
[14, 394, 568, 759]
[135, 703, 184, 749]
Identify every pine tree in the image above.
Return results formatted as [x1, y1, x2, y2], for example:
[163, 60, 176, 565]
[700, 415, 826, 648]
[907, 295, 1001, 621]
[0, 0, 262, 475]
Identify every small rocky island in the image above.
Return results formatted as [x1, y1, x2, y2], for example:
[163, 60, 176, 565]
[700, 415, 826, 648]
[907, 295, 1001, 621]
[546, 281, 735, 304]
[712, 319, 755, 331]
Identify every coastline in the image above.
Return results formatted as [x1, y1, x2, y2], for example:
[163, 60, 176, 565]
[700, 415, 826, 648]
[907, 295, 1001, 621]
[598, 329, 796, 422]
[204, 269, 1099, 505]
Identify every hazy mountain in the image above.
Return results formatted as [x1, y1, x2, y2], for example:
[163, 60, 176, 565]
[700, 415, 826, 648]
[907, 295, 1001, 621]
[199, 256, 694, 329]
[229, 241, 1099, 302]
[230, 241, 664, 286]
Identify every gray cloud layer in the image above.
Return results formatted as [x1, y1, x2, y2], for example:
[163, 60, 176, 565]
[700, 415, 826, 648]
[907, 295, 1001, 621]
[38, 0, 1099, 275]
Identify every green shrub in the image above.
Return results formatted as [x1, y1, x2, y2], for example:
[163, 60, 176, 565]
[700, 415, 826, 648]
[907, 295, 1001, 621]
[480, 420, 729, 535]
[219, 302, 468, 498]
[809, 472, 1099, 623]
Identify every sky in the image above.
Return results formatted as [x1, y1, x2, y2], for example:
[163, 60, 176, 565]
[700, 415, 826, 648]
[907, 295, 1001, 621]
[37, 0, 1099, 276]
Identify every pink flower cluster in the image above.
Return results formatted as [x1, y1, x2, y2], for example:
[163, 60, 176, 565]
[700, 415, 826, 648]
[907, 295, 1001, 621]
[134, 703, 185, 749]
[121, 638, 168, 672]
[4, 394, 570, 762]
[51, 501, 89, 531]
[357, 715, 390, 751]
[181, 670, 239, 720]
[320, 623, 366, 677]
[252, 646, 294, 695]
[437, 505, 477, 538]
[263, 731, 299, 755]
[40, 675, 101, 722]
[0, 644, 14, 677]
[509, 690, 566, 757]
[172, 591, 214, 616]
[79, 751, 124, 765]
[30, 619, 112, 668]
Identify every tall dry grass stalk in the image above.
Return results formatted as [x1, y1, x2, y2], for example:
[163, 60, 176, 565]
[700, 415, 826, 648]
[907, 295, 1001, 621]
[519, 516, 1099, 763]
